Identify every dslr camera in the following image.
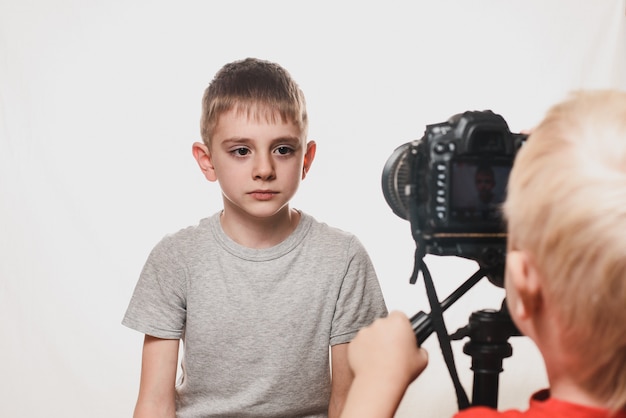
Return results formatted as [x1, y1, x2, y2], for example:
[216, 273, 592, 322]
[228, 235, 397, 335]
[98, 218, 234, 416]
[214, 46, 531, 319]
[382, 110, 527, 286]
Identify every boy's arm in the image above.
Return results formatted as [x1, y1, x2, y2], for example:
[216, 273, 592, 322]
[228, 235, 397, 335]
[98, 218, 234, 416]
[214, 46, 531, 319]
[328, 342, 353, 418]
[340, 312, 429, 418]
[133, 335, 180, 418]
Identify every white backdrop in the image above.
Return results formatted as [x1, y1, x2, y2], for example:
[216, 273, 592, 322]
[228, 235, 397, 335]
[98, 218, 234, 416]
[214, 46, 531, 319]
[1, 1, 625, 417]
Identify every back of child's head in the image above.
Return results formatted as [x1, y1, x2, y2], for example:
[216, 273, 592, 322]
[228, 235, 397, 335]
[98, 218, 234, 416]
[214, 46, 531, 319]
[200, 57, 308, 148]
[504, 90, 626, 410]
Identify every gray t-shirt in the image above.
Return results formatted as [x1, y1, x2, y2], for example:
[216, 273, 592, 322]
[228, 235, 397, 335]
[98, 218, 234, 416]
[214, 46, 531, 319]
[122, 211, 387, 418]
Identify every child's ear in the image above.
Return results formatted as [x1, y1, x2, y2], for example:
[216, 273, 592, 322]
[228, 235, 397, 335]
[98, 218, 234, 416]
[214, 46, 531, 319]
[302, 140, 316, 179]
[192, 142, 218, 182]
[506, 250, 543, 322]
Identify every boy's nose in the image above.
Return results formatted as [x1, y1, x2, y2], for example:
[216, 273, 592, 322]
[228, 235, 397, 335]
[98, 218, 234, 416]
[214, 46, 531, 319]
[252, 153, 275, 180]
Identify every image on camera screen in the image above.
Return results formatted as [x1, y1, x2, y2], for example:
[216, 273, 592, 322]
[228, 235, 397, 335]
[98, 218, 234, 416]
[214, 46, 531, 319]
[449, 160, 511, 223]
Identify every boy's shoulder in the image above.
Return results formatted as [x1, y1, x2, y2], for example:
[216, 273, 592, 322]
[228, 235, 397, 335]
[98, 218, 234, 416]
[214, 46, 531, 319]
[151, 213, 218, 253]
[303, 212, 357, 239]
[301, 212, 369, 254]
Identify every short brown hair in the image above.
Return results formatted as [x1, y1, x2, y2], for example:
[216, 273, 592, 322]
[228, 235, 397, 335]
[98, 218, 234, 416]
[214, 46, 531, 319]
[200, 58, 308, 147]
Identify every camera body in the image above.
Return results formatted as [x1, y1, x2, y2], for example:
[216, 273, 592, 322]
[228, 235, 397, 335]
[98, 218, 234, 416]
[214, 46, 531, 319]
[382, 110, 526, 285]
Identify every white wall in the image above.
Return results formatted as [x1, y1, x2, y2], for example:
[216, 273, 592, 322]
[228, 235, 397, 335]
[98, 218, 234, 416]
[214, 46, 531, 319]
[1, 1, 624, 417]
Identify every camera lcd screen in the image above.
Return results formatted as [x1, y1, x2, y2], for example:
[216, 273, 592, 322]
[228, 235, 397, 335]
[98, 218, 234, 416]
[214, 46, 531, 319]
[449, 160, 511, 223]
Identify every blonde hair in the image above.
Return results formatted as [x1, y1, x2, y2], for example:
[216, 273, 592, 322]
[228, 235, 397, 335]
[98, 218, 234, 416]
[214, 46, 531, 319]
[200, 58, 308, 148]
[504, 90, 626, 411]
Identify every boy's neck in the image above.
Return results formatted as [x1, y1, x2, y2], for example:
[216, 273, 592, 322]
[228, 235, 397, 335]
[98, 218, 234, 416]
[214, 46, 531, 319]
[533, 312, 607, 410]
[219, 206, 301, 249]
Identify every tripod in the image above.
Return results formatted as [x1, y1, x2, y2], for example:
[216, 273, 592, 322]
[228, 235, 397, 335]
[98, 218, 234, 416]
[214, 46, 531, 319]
[410, 269, 521, 409]
[451, 303, 520, 408]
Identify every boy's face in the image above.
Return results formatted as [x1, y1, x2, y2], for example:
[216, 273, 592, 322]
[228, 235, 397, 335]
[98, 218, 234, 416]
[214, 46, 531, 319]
[194, 108, 315, 220]
[475, 170, 495, 203]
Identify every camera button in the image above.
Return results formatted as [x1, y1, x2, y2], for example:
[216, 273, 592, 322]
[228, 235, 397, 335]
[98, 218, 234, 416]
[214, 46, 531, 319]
[434, 144, 447, 154]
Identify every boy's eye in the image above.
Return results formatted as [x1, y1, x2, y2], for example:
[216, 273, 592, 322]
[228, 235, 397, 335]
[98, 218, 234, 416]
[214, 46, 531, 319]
[275, 146, 293, 155]
[232, 147, 250, 156]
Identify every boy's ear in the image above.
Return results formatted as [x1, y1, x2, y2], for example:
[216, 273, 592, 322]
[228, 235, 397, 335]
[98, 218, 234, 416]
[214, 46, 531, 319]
[192, 142, 218, 182]
[506, 250, 543, 321]
[302, 140, 316, 179]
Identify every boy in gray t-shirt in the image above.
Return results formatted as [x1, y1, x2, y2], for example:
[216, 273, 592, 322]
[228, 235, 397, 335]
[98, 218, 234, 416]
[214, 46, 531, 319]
[123, 58, 387, 418]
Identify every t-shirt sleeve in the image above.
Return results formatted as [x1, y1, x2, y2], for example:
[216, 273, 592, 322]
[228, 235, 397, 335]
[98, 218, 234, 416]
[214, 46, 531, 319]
[330, 236, 388, 346]
[122, 237, 187, 339]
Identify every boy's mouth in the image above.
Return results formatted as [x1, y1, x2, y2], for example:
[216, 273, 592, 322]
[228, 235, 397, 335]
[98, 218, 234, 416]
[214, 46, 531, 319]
[249, 190, 277, 200]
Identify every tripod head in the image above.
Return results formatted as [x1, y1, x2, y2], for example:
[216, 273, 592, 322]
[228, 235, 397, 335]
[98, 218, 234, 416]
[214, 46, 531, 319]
[451, 301, 521, 408]
[409, 265, 522, 410]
